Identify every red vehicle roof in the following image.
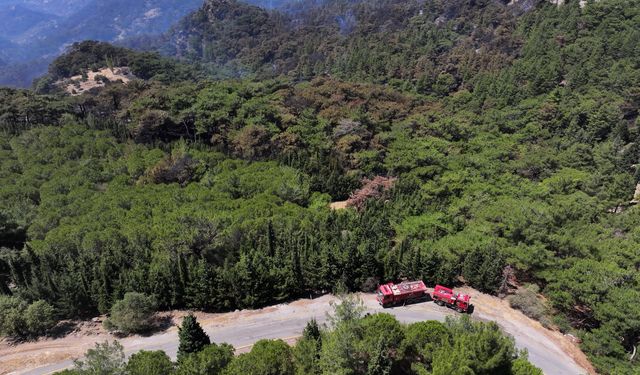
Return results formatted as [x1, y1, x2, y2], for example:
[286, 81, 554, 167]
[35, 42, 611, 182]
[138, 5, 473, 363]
[434, 285, 470, 303]
[385, 280, 427, 296]
[434, 285, 453, 295]
[379, 284, 393, 296]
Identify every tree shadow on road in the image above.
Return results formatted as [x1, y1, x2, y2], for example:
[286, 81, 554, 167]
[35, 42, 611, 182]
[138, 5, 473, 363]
[136, 315, 175, 338]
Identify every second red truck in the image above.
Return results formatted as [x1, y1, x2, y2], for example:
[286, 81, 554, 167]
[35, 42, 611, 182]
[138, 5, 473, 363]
[376, 280, 471, 313]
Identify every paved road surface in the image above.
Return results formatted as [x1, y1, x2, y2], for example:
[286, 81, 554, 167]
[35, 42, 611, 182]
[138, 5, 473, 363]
[13, 293, 590, 375]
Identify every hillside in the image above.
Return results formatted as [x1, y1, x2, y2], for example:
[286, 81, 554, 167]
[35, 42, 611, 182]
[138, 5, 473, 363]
[0, 4, 58, 40]
[1, 0, 640, 374]
[150, 0, 524, 86]
[3, 0, 93, 16]
[0, 0, 204, 88]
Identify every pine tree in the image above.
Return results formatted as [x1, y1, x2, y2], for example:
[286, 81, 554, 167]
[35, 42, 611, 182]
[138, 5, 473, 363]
[367, 337, 392, 375]
[303, 319, 321, 342]
[177, 314, 210, 360]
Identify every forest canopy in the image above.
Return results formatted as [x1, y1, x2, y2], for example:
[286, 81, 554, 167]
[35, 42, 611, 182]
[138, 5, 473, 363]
[1, 0, 640, 373]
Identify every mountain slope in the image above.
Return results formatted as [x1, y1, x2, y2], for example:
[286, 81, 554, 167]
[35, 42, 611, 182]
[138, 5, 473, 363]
[155, 0, 523, 89]
[0, 0, 204, 88]
[3, 0, 93, 16]
[0, 4, 58, 40]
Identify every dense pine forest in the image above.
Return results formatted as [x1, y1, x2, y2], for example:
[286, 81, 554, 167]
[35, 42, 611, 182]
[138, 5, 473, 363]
[1, 0, 639, 373]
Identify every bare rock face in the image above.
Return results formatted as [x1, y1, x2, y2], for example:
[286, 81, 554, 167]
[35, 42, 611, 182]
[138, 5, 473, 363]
[631, 183, 640, 204]
[509, 0, 562, 7]
[508, 0, 543, 13]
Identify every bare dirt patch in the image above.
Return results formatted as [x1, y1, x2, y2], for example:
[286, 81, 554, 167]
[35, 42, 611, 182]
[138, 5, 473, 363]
[58, 67, 135, 96]
[329, 200, 349, 210]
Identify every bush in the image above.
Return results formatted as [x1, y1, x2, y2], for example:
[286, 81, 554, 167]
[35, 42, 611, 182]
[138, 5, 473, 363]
[24, 300, 56, 334]
[224, 339, 294, 375]
[127, 350, 174, 375]
[105, 292, 156, 334]
[0, 296, 56, 338]
[175, 343, 234, 375]
[511, 357, 544, 375]
[94, 74, 109, 83]
[0, 295, 26, 337]
[73, 341, 126, 374]
[508, 284, 552, 328]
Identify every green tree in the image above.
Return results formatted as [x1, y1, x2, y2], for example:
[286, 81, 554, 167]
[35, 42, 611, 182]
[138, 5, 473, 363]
[462, 247, 505, 293]
[293, 337, 321, 375]
[105, 292, 156, 334]
[0, 296, 56, 337]
[176, 343, 234, 375]
[0, 295, 26, 337]
[24, 300, 56, 335]
[511, 357, 543, 375]
[400, 321, 451, 371]
[367, 337, 392, 375]
[302, 318, 321, 342]
[293, 319, 322, 375]
[319, 294, 366, 375]
[73, 341, 126, 375]
[223, 339, 294, 375]
[360, 313, 405, 356]
[126, 350, 174, 375]
[178, 314, 211, 360]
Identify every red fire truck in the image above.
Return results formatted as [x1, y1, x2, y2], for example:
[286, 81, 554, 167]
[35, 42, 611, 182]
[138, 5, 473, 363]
[377, 281, 472, 313]
[376, 280, 429, 307]
[432, 284, 471, 313]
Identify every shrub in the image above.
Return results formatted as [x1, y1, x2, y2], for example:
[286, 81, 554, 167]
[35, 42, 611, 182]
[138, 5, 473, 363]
[105, 292, 156, 334]
[0, 295, 27, 336]
[24, 300, 56, 334]
[94, 74, 109, 83]
[73, 341, 126, 374]
[508, 284, 552, 327]
[175, 343, 234, 375]
[511, 357, 544, 375]
[0, 296, 56, 338]
[224, 339, 294, 375]
[127, 350, 174, 375]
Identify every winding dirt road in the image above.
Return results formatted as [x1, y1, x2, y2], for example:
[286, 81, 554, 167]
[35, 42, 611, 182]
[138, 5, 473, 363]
[0, 289, 595, 375]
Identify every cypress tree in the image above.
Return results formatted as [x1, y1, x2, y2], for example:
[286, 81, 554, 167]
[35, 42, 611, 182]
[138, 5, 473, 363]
[302, 319, 321, 342]
[177, 313, 210, 360]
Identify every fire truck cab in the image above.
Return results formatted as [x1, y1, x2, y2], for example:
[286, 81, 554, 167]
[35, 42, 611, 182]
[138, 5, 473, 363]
[432, 284, 471, 313]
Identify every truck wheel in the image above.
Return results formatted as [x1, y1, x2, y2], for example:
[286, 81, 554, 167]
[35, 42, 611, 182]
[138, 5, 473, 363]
[456, 307, 463, 313]
[435, 300, 444, 306]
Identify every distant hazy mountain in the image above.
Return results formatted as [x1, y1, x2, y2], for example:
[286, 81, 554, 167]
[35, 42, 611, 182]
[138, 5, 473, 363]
[46, 0, 205, 43]
[244, 0, 300, 8]
[0, 0, 204, 87]
[4, 0, 93, 16]
[0, 4, 58, 40]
